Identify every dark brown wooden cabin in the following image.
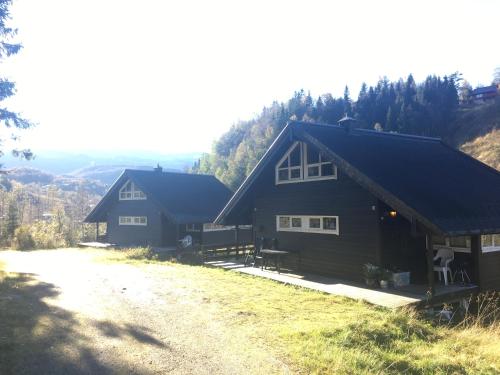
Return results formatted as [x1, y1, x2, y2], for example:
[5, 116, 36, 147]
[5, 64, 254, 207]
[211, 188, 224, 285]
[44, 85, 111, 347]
[84, 167, 238, 249]
[215, 120, 500, 294]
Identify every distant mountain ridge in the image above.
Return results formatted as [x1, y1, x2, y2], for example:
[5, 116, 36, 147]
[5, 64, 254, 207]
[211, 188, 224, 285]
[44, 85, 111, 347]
[0, 151, 203, 195]
[1, 150, 201, 176]
[3, 167, 107, 196]
[69, 164, 180, 186]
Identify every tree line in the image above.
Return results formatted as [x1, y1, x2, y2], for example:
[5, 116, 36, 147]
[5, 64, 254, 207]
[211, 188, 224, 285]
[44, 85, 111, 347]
[192, 73, 463, 190]
[0, 178, 100, 249]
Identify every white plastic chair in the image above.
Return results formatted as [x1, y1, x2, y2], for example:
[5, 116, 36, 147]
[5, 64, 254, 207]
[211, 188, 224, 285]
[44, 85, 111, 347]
[433, 248, 454, 285]
[178, 235, 193, 249]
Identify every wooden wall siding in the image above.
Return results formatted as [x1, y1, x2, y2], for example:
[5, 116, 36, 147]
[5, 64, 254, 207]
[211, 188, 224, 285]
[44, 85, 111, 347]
[106, 197, 163, 247]
[161, 216, 178, 246]
[378, 201, 427, 283]
[252, 141, 381, 281]
[202, 228, 253, 246]
[479, 251, 500, 291]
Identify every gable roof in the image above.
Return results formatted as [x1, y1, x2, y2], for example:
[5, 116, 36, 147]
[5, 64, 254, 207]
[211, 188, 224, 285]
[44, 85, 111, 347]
[472, 85, 498, 96]
[215, 121, 500, 236]
[85, 169, 232, 224]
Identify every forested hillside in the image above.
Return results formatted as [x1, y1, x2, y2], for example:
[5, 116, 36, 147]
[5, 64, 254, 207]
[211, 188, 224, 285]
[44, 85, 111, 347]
[192, 74, 500, 190]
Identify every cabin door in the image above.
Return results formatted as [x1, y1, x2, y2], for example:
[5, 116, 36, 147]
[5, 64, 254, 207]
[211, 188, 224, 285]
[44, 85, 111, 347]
[161, 215, 177, 246]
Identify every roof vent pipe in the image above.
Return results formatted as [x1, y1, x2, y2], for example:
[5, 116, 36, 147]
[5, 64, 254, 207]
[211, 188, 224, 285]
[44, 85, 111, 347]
[337, 114, 356, 132]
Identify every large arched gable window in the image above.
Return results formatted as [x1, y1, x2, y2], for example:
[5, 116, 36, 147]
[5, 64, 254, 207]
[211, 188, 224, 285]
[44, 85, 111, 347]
[119, 180, 146, 200]
[275, 141, 337, 184]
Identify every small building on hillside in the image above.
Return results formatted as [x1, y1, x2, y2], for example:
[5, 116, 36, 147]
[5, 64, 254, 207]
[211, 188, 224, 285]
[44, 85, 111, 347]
[84, 167, 234, 248]
[471, 84, 499, 103]
[215, 120, 500, 294]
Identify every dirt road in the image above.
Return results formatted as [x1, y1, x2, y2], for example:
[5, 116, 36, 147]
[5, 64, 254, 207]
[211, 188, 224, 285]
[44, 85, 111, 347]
[0, 249, 287, 375]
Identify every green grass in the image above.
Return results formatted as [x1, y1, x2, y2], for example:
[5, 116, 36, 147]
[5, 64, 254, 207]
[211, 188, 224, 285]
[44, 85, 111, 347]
[99, 248, 500, 375]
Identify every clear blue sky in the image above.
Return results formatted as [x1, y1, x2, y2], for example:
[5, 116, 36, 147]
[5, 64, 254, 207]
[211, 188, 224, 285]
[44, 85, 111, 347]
[3, 0, 499, 155]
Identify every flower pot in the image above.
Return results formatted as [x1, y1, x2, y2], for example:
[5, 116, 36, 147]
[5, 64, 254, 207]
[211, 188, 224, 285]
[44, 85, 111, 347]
[364, 278, 378, 288]
[392, 271, 410, 288]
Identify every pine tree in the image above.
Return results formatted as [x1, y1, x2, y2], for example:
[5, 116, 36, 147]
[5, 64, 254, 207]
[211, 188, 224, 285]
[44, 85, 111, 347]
[0, 0, 33, 163]
[343, 85, 352, 116]
[6, 198, 18, 238]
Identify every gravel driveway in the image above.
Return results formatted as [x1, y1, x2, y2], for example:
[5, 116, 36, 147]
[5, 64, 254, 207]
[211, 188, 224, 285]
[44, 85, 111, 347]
[0, 249, 288, 375]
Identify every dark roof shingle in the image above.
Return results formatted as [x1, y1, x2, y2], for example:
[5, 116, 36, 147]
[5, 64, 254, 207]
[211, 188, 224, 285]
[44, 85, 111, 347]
[216, 121, 500, 235]
[85, 169, 232, 224]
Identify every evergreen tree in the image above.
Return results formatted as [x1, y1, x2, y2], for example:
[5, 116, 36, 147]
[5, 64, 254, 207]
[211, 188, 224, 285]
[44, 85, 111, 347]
[6, 198, 18, 238]
[343, 85, 352, 116]
[0, 0, 33, 163]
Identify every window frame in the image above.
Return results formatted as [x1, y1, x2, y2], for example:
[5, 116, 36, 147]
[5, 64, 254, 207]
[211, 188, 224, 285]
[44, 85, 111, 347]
[481, 234, 500, 253]
[119, 216, 147, 226]
[276, 215, 339, 235]
[275, 142, 337, 185]
[119, 180, 147, 200]
[432, 236, 470, 253]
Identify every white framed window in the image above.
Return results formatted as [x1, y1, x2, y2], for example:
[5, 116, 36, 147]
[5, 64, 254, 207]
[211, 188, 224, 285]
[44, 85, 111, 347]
[275, 142, 337, 184]
[203, 223, 235, 231]
[119, 180, 146, 200]
[186, 223, 200, 232]
[276, 215, 339, 235]
[119, 216, 147, 226]
[481, 234, 500, 253]
[432, 236, 470, 253]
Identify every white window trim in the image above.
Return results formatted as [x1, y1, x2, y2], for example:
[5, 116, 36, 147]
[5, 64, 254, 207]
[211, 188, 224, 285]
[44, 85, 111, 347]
[119, 216, 147, 226]
[203, 223, 236, 232]
[119, 180, 147, 200]
[275, 142, 337, 185]
[481, 234, 500, 253]
[433, 237, 471, 253]
[276, 215, 339, 235]
[186, 224, 200, 232]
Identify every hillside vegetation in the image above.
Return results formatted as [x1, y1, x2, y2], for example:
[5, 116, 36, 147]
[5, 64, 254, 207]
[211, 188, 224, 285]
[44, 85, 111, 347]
[193, 74, 500, 190]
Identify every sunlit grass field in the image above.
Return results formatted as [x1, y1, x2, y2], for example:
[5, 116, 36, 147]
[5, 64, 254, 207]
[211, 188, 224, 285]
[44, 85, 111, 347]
[100, 248, 500, 375]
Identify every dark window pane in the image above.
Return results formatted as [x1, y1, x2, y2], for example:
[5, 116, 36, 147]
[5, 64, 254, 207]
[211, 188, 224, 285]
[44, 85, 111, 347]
[450, 236, 467, 247]
[308, 166, 319, 177]
[279, 217, 290, 228]
[292, 218, 302, 228]
[321, 163, 334, 176]
[323, 217, 337, 231]
[289, 144, 301, 166]
[309, 218, 320, 228]
[278, 169, 289, 181]
[433, 236, 447, 246]
[307, 145, 320, 164]
[278, 158, 288, 169]
[290, 168, 301, 179]
[493, 234, 500, 247]
[482, 235, 493, 247]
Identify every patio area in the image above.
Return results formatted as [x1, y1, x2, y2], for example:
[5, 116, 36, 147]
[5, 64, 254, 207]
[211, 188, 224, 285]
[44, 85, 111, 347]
[204, 259, 478, 309]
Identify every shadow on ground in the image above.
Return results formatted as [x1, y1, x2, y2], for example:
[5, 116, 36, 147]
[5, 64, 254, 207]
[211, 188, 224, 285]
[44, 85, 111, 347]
[0, 270, 162, 375]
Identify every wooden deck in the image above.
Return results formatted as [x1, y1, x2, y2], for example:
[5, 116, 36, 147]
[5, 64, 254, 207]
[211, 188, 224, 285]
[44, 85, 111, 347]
[204, 259, 478, 309]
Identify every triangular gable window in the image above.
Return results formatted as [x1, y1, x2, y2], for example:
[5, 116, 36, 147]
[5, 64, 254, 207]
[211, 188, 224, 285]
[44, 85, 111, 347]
[275, 142, 337, 184]
[119, 180, 146, 200]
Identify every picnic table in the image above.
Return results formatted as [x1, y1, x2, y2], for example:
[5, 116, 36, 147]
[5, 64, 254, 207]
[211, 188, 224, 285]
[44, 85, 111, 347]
[260, 249, 289, 273]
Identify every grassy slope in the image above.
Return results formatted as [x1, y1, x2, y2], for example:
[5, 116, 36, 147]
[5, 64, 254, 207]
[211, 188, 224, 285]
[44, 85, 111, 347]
[449, 99, 500, 171]
[100, 249, 500, 375]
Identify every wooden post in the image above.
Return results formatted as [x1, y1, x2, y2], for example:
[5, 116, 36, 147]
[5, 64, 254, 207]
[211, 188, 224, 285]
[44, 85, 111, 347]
[96, 222, 99, 241]
[235, 225, 240, 256]
[426, 233, 435, 298]
[200, 223, 205, 258]
[470, 234, 481, 289]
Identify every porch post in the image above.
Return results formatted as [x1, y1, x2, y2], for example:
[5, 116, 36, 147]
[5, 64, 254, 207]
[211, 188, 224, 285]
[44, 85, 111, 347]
[426, 233, 435, 297]
[200, 224, 205, 258]
[96, 222, 99, 241]
[235, 224, 240, 255]
[470, 234, 481, 289]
